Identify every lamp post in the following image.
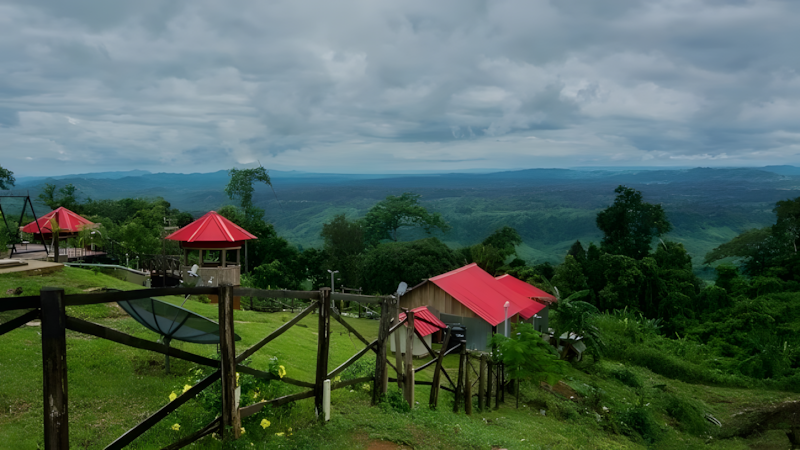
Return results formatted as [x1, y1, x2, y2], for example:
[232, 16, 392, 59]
[90, 230, 102, 252]
[504, 301, 510, 337]
[327, 269, 339, 291]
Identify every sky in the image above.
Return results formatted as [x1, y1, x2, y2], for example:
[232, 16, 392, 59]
[1, 0, 800, 176]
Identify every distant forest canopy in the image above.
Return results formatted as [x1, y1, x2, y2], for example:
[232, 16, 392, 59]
[4, 162, 800, 385]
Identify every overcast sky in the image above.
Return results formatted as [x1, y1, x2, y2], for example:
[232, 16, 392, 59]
[1, 0, 799, 176]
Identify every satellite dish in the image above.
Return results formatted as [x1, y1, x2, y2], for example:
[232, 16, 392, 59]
[396, 281, 408, 297]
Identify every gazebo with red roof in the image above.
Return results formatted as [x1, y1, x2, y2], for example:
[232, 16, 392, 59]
[21, 207, 97, 240]
[165, 211, 257, 293]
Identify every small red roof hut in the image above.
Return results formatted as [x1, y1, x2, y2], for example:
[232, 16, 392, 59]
[21, 207, 97, 239]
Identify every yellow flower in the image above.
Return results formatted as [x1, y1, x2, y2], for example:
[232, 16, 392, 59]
[276, 432, 285, 437]
[278, 365, 286, 379]
[260, 419, 271, 429]
[240, 427, 245, 435]
[252, 390, 260, 399]
[287, 427, 293, 436]
[362, 384, 371, 391]
[333, 376, 341, 383]
[171, 423, 180, 431]
[168, 392, 177, 402]
[236, 372, 240, 386]
[182, 384, 192, 394]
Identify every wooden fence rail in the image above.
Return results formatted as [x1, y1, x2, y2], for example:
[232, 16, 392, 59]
[0, 284, 500, 449]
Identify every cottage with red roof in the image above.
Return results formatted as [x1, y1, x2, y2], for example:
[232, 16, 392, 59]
[399, 263, 546, 351]
[390, 306, 446, 357]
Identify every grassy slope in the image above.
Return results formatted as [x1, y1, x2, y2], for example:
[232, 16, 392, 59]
[1, 268, 796, 449]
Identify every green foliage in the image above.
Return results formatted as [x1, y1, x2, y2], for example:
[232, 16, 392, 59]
[552, 290, 605, 359]
[361, 237, 459, 294]
[615, 406, 662, 443]
[362, 192, 450, 243]
[461, 226, 524, 275]
[224, 166, 272, 220]
[596, 185, 672, 260]
[662, 393, 710, 436]
[38, 182, 79, 210]
[320, 214, 366, 288]
[551, 255, 589, 299]
[490, 322, 569, 384]
[379, 387, 410, 413]
[0, 165, 14, 190]
[610, 367, 642, 388]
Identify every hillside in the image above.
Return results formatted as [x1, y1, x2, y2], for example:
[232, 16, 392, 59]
[1, 268, 799, 449]
[13, 166, 800, 267]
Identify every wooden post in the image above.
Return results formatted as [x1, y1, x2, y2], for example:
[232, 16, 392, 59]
[465, 355, 472, 415]
[478, 354, 486, 411]
[41, 287, 68, 450]
[429, 327, 450, 408]
[218, 284, 241, 440]
[393, 302, 404, 389]
[404, 311, 415, 408]
[315, 288, 331, 417]
[495, 362, 501, 409]
[486, 360, 493, 409]
[454, 340, 466, 413]
[373, 297, 391, 404]
[501, 364, 506, 403]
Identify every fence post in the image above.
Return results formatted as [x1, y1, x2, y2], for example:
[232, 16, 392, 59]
[373, 297, 390, 405]
[393, 302, 403, 390]
[403, 310, 415, 408]
[218, 284, 241, 440]
[478, 354, 486, 411]
[501, 364, 506, 403]
[429, 327, 450, 409]
[41, 287, 68, 450]
[495, 362, 501, 409]
[486, 360, 493, 409]
[315, 288, 331, 417]
[465, 354, 473, 415]
[454, 340, 466, 413]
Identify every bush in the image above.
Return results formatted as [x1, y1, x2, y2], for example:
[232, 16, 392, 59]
[615, 407, 662, 443]
[663, 393, 710, 436]
[610, 367, 642, 388]
[380, 387, 410, 413]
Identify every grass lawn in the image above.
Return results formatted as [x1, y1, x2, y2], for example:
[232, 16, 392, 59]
[1, 267, 798, 449]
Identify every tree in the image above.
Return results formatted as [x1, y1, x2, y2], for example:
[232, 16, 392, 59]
[703, 227, 781, 276]
[773, 197, 800, 253]
[551, 255, 589, 299]
[361, 238, 459, 294]
[320, 214, 366, 288]
[0, 165, 14, 190]
[224, 167, 271, 220]
[550, 290, 604, 360]
[489, 322, 569, 388]
[462, 226, 524, 275]
[38, 183, 79, 211]
[596, 185, 672, 259]
[362, 192, 450, 243]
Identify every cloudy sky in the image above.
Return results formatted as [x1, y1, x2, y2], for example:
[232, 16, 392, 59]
[1, 0, 799, 176]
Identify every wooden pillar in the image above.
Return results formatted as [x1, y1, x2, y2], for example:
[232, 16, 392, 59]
[41, 287, 68, 450]
[486, 360, 493, 409]
[315, 288, 331, 417]
[221, 249, 227, 268]
[454, 340, 466, 413]
[501, 364, 506, 403]
[218, 284, 240, 440]
[373, 297, 391, 404]
[465, 354, 473, 415]
[495, 362, 501, 409]
[429, 327, 450, 408]
[403, 311, 415, 408]
[393, 303, 404, 389]
[478, 354, 486, 411]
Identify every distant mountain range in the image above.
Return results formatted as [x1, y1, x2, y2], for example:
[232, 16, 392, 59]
[11, 165, 800, 271]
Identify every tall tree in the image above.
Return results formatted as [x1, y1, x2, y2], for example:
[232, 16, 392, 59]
[38, 183, 79, 211]
[320, 214, 366, 288]
[596, 185, 672, 259]
[773, 197, 800, 253]
[0, 165, 14, 190]
[362, 192, 450, 243]
[361, 238, 459, 294]
[224, 167, 271, 220]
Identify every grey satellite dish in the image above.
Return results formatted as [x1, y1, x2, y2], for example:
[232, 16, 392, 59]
[396, 281, 408, 297]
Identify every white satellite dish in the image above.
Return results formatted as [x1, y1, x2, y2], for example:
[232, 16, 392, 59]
[396, 281, 408, 297]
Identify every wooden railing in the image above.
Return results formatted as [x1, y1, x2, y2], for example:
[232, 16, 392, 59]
[0, 285, 503, 449]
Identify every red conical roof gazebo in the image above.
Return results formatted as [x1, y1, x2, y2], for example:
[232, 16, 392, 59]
[21, 207, 97, 239]
[165, 211, 256, 248]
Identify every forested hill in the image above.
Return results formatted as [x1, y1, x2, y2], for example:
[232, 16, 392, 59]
[16, 166, 800, 268]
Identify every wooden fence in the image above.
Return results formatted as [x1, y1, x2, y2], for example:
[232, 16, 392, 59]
[0, 285, 505, 449]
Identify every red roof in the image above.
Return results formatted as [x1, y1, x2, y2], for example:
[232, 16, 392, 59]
[399, 306, 446, 338]
[428, 263, 544, 325]
[21, 207, 95, 235]
[165, 211, 257, 244]
[496, 274, 554, 316]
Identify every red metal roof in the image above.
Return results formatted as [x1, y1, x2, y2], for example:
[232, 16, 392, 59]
[399, 306, 446, 338]
[21, 207, 95, 235]
[428, 263, 544, 325]
[496, 274, 557, 306]
[165, 211, 257, 243]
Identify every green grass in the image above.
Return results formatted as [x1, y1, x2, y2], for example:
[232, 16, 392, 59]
[1, 268, 797, 449]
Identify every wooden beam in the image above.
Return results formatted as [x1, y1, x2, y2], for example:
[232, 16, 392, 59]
[314, 288, 331, 417]
[239, 390, 315, 419]
[478, 354, 486, 411]
[330, 308, 370, 347]
[403, 311, 415, 408]
[64, 287, 218, 307]
[465, 351, 473, 415]
[373, 297, 390, 404]
[328, 340, 376, 379]
[41, 287, 68, 450]
[236, 301, 318, 363]
[0, 295, 40, 312]
[218, 284, 240, 441]
[105, 371, 220, 450]
[233, 287, 319, 300]
[65, 317, 218, 368]
[454, 340, 466, 413]
[329, 292, 384, 304]
[429, 327, 451, 408]
[160, 417, 220, 450]
[393, 302, 404, 390]
[0, 309, 40, 336]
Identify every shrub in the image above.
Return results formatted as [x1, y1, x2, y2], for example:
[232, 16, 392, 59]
[663, 393, 710, 436]
[610, 367, 642, 388]
[380, 387, 410, 413]
[616, 407, 662, 443]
